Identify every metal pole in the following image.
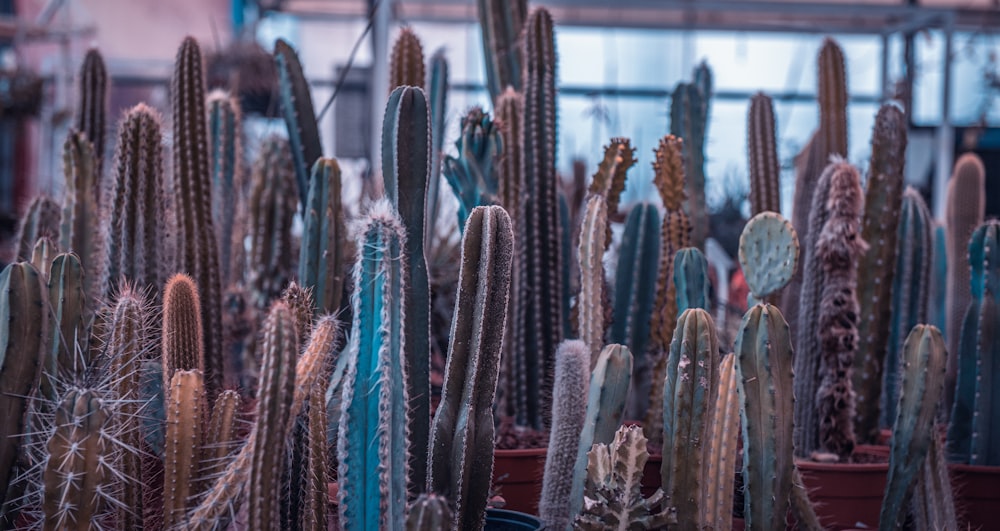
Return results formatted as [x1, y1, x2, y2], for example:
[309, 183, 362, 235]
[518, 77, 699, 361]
[932, 15, 954, 220]
[880, 32, 890, 102]
[369, 0, 390, 185]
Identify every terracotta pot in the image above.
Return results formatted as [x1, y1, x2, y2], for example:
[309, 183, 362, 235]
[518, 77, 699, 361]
[795, 445, 890, 530]
[950, 463, 1000, 530]
[492, 447, 547, 515]
[484, 508, 544, 530]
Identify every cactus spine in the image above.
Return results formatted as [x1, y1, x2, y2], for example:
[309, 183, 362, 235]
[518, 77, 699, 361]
[247, 136, 298, 308]
[883, 188, 932, 426]
[171, 37, 224, 405]
[337, 202, 410, 531]
[670, 82, 707, 250]
[274, 38, 322, 209]
[428, 205, 513, 529]
[207, 91, 243, 287]
[540, 340, 590, 530]
[299, 157, 347, 316]
[15, 195, 61, 262]
[661, 308, 720, 531]
[477, 0, 527, 102]
[944, 153, 986, 413]
[105, 104, 169, 298]
[389, 27, 425, 91]
[162, 370, 205, 528]
[747, 93, 780, 215]
[577, 196, 607, 365]
[382, 85, 431, 492]
[76, 48, 107, 177]
[853, 104, 907, 443]
[443, 107, 502, 230]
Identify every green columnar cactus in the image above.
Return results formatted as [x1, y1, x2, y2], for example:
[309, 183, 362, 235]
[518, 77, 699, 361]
[706, 353, 740, 529]
[748, 93, 780, 216]
[15, 195, 61, 261]
[303, 385, 328, 531]
[477, 0, 527, 102]
[519, 7, 563, 430]
[427, 48, 448, 247]
[672, 248, 710, 314]
[559, 195, 574, 343]
[929, 223, 948, 335]
[162, 369, 205, 529]
[247, 136, 298, 309]
[670, 83, 707, 250]
[428, 205, 513, 529]
[853, 104, 907, 443]
[0, 262, 46, 515]
[299, 157, 347, 316]
[76, 48, 107, 178]
[738, 212, 799, 305]
[172, 36, 224, 405]
[572, 425, 675, 530]
[41, 388, 115, 530]
[910, 424, 957, 530]
[250, 302, 299, 531]
[337, 202, 410, 531]
[660, 308, 720, 531]
[442, 107, 502, 230]
[60, 131, 103, 306]
[406, 493, 453, 530]
[382, 86, 431, 492]
[947, 220, 1000, 465]
[31, 238, 57, 279]
[879, 325, 947, 530]
[577, 196, 607, 365]
[43, 253, 87, 402]
[162, 274, 205, 385]
[568, 344, 633, 522]
[944, 153, 986, 413]
[275, 38, 322, 209]
[104, 104, 169, 298]
[540, 340, 590, 530]
[390, 27, 426, 91]
[883, 188, 932, 426]
[816, 161, 867, 459]
[105, 287, 150, 530]
[208, 91, 243, 287]
[588, 138, 636, 246]
[611, 203, 660, 417]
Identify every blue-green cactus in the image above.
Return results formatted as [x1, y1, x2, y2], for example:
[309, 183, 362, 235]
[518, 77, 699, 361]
[738, 211, 799, 304]
[299, 157, 348, 316]
[442, 107, 501, 230]
[208, 91, 243, 286]
[426, 48, 448, 245]
[672, 247, 710, 315]
[670, 82, 707, 250]
[477, 0, 527, 102]
[275, 38, 321, 209]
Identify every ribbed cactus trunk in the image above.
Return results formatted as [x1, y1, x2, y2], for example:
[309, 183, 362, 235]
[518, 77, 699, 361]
[16, 195, 61, 262]
[60, 131, 104, 310]
[162, 370, 204, 528]
[748, 93, 781, 216]
[162, 274, 205, 384]
[171, 37, 224, 405]
[588, 137, 635, 246]
[427, 49, 448, 248]
[428, 205, 513, 529]
[577, 196, 607, 365]
[43, 253, 87, 402]
[670, 82, 708, 251]
[76, 48, 107, 179]
[442, 107, 502, 231]
[299, 158, 348, 316]
[208, 91, 243, 287]
[275, 39, 321, 210]
[519, 7, 563, 430]
[247, 136, 298, 309]
[477, 0, 527, 102]
[389, 28, 425, 91]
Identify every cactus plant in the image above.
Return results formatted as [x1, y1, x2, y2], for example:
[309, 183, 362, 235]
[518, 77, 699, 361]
[172, 36, 224, 405]
[205, 389, 241, 480]
[670, 82, 708, 250]
[738, 211, 799, 305]
[15, 195, 61, 262]
[588, 137, 636, 245]
[879, 325, 947, 530]
[60, 131, 104, 307]
[747, 93, 781, 216]
[944, 153, 986, 413]
[883, 188, 932, 426]
[303, 384, 328, 531]
[247, 136, 298, 309]
[909, 423, 957, 530]
[43, 253, 87, 402]
[337, 201, 410, 531]
[428, 205, 513, 529]
[477, 0, 527, 102]
[705, 352, 740, 530]
[275, 38, 321, 209]
[572, 425, 675, 530]
[299, 157, 348, 316]
[162, 274, 205, 385]
[442, 107, 502, 230]
[76, 48, 107, 178]
[650, 135, 690, 351]
[853, 103, 907, 443]
[427, 48, 448, 247]
[540, 340, 590, 530]
[405, 493, 453, 530]
[207, 91, 243, 287]
[577, 197, 607, 365]
[104, 104, 170, 299]
[672, 247, 710, 314]
[30, 238, 57, 280]
[162, 369, 205, 528]
[390, 27, 425, 91]
[382, 85, 432, 492]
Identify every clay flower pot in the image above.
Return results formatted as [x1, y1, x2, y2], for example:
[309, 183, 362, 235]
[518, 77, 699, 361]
[795, 445, 890, 530]
[484, 508, 544, 530]
[491, 447, 547, 515]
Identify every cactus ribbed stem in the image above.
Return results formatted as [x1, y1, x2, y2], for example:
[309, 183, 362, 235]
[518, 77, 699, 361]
[162, 274, 205, 385]
[300, 158, 348, 317]
[577, 196, 607, 365]
[705, 353, 739, 529]
[208, 91, 243, 287]
[247, 136, 298, 309]
[44, 253, 87, 402]
[670, 83, 707, 250]
[748, 93, 780, 216]
[390, 27, 426, 91]
[405, 493, 453, 530]
[15, 195, 61, 262]
[303, 384, 328, 531]
[205, 390, 241, 480]
[162, 370, 205, 529]
[588, 137, 636, 246]
[60, 131, 104, 307]
[650, 135, 690, 352]
[275, 39, 321, 209]
[76, 48, 107, 177]
[477, 0, 527, 102]
[442, 107, 502, 230]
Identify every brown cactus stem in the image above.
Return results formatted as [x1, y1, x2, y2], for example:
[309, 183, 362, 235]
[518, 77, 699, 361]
[162, 274, 205, 386]
[162, 370, 205, 529]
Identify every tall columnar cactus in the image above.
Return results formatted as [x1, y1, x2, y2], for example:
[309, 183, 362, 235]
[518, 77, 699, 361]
[650, 135, 691, 351]
[568, 344, 633, 522]
[390, 27, 426, 91]
[15, 195, 61, 262]
[427, 48, 448, 246]
[879, 325, 947, 530]
[382, 85, 431, 491]
[247, 136, 298, 309]
[172, 36, 224, 405]
[944, 153, 986, 413]
[299, 157, 347, 316]
[910, 422, 957, 530]
[275, 38, 322, 209]
[588, 137, 636, 245]
[577, 196, 607, 365]
[672, 248, 710, 314]
[428, 205, 513, 529]
[337, 202, 410, 531]
[929, 223, 949, 336]
[250, 302, 299, 531]
[60, 131, 103, 306]
[162, 369, 205, 529]
[41, 388, 116, 530]
[853, 104, 907, 443]
[405, 494, 453, 530]
[540, 340, 590, 530]
[660, 308, 720, 530]
[208, 91, 243, 286]
[947, 220, 1000, 465]
[104, 104, 169, 298]
[705, 352, 740, 530]
[747, 92, 780, 216]
[206, 389, 241, 480]
[31, 238, 57, 279]
[883, 188, 932, 426]
[162, 274, 205, 385]
[670, 82, 707, 250]
[477, 0, 527, 102]
[442, 107, 502, 230]
[0, 262, 47, 515]
[43, 253, 87, 402]
[518, 7, 563, 430]
[303, 385, 328, 531]
[76, 48, 107, 178]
